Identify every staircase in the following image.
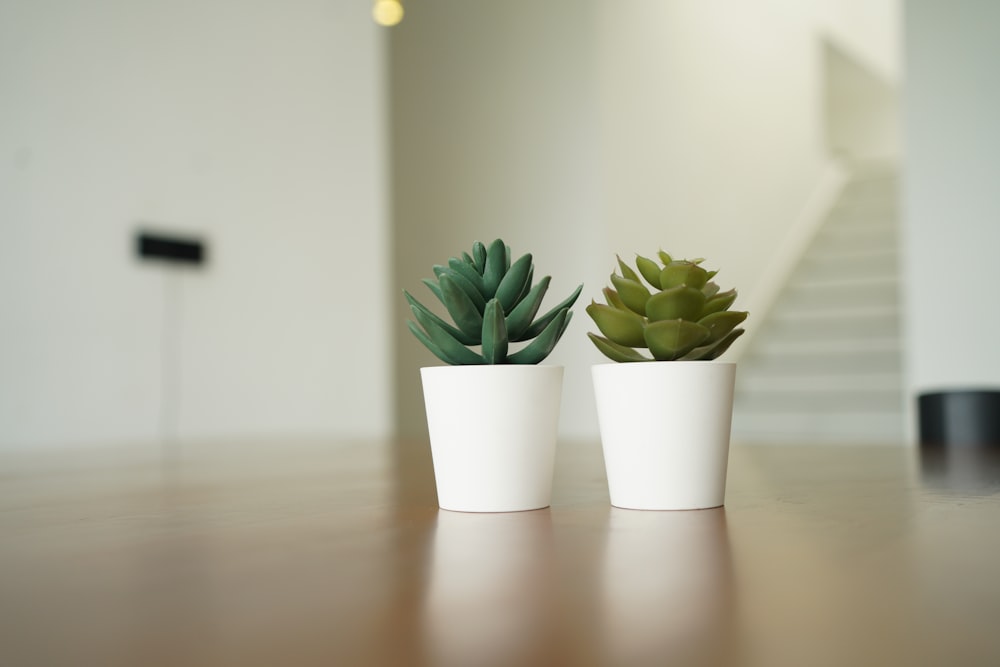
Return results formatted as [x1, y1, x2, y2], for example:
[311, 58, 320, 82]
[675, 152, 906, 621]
[732, 166, 905, 444]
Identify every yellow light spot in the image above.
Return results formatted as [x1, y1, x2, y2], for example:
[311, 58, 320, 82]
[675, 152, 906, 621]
[373, 0, 404, 27]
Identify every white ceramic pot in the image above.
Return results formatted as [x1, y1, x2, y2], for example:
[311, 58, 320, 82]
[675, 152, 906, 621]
[592, 361, 736, 510]
[421, 365, 564, 512]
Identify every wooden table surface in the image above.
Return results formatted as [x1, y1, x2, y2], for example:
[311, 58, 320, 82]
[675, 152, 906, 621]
[2, 439, 1000, 667]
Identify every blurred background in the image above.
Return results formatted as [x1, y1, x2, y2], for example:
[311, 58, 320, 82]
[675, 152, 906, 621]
[1, 0, 997, 451]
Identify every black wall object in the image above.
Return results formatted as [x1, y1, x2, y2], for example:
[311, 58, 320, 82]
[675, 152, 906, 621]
[919, 390, 1000, 447]
[136, 231, 206, 266]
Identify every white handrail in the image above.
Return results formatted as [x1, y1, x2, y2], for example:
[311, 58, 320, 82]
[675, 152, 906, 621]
[729, 160, 850, 361]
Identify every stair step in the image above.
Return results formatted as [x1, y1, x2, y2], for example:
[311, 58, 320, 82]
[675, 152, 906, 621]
[762, 318, 900, 341]
[816, 221, 898, 240]
[840, 178, 898, 193]
[810, 233, 897, 256]
[733, 168, 902, 444]
[806, 247, 898, 261]
[734, 389, 903, 413]
[740, 353, 901, 375]
[794, 274, 899, 288]
[841, 177, 896, 188]
[795, 251, 899, 282]
[751, 335, 900, 353]
[828, 201, 898, 219]
[793, 271, 898, 289]
[738, 372, 901, 392]
[791, 267, 901, 286]
[768, 303, 900, 318]
[779, 278, 899, 310]
[732, 411, 904, 444]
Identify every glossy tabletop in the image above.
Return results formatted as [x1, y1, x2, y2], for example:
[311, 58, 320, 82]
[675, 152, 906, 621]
[3, 439, 1000, 667]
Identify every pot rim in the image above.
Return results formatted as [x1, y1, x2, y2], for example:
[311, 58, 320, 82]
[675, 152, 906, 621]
[421, 364, 564, 372]
[591, 360, 736, 368]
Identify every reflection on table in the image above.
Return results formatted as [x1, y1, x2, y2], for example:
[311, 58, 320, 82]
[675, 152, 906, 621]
[4, 440, 1000, 666]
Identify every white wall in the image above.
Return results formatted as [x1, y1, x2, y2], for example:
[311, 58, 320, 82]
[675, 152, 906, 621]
[824, 41, 900, 163]
[392, 0, 901, 441]
[818, 0, 901, 82]
[594, 0, 829, 313]
[0, 0, 909, 449]
[390, 0, 607, 441]
[903, 0, 1000, 394]
[0, 0, 391, 448]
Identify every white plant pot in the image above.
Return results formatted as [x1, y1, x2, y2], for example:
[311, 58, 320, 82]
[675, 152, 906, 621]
[592, 362, 736, 510]
[421, 365, 563, 512]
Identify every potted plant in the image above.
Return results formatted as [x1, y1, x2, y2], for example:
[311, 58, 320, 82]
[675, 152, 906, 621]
[405, 238, 582, 512]
[587, 251, 748, 510]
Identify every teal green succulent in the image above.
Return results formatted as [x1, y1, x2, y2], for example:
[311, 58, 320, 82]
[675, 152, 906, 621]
[405, 239, 583, 365]
[587, 251, 748, 362]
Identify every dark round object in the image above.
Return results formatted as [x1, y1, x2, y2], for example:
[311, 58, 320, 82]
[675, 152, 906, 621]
[919, 390, 1000, 447]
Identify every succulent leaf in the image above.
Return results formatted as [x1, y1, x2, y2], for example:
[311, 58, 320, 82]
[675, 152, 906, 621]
[617, 256, 642, 284]
[697, 310, 748, 344]
[515, 266, 534, 305]
[506, 276, 551, 341]
[558, 310, 573, 338]
[646, 286, 707, 322]
[587, 250, 747, 362]
[508, 309, 568, 364]
[404, 290, 477, 345]
[421, 278, 445, 305]
[482, 239, 507, 295]
[644, 319, 711, 361]
[481, 299, 509, 364]
[603, 287, 628, 311]
[407, 321, 454, 365]
[472, 241, 487, 275]
[439, 273, 484, 340]
[442, 267, 487, 314]
[448, 257, 488, 298]
[701, 289, 738, 318]
[522, 283, 583, 339]
[679, 328, 745, 361]
[659, 261, 709, 290]
[587, 333, 651, 362]
[586, 302, 646, 347]
[407, 319, 482, 365]
[406, 239, 580, 365]
[610, 274, 651, 316]
[496, 253, 533, 312]
[704, 328, 744, 359]
[635, 255, 663, 289]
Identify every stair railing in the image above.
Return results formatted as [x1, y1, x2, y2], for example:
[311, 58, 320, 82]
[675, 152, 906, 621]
[729, 159, 849, 361]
